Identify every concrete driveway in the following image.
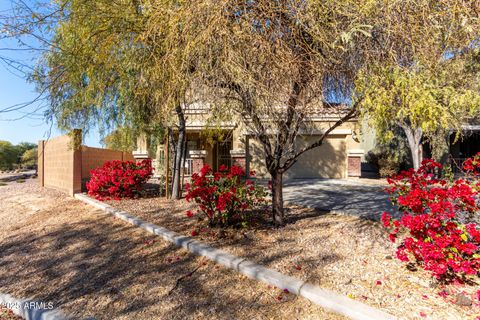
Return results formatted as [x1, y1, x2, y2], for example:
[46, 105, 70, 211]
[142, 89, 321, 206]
[283, 179, 396, 220]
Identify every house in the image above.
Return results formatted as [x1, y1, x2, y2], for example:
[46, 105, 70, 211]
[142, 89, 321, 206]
[423, 124, 480, 172]
[449, 125, 480, 163]
[134, 103, 366, 180]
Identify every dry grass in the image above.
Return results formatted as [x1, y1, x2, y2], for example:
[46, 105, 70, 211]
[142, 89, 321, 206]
[0, 180, 345, 320]
[106, 195, 480, 320]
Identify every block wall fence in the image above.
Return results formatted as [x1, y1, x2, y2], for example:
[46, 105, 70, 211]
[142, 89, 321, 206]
[38, 131, 134, 196]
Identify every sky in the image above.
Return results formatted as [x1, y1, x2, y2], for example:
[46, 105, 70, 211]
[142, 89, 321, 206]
[0, 1, 101, 147]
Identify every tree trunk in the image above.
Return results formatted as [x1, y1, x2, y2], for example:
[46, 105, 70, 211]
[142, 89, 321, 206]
[171, 105, 186, 199]
[271, 170, 285, 226]
[403, 126, 423, 170]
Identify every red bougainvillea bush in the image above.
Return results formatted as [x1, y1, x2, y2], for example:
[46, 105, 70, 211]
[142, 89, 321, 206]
[185, 164, 267, 227]
[87, 159, 153, 200]
[382, 155, 480, 282]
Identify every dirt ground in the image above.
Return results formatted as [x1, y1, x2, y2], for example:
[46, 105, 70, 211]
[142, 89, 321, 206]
[106, 194, 480, 320]
[0, 179, 345, 320]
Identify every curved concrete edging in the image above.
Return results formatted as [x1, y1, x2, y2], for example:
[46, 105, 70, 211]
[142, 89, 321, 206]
[74, 193, 396, 320]
[0, 293, 66, 320]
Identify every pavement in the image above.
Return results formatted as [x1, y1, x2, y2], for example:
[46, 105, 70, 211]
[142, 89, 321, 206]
[283, 179, 396, 220]
[0, 170, 36, 182]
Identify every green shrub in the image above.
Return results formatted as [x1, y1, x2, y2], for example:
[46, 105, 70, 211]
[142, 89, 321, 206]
[366, 135, 410, 178]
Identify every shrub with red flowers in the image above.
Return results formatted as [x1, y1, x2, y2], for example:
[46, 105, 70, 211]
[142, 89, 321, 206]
[86, 159, 153, 200]
[382, 155, 480, 282]
[185, 164, 267, 227]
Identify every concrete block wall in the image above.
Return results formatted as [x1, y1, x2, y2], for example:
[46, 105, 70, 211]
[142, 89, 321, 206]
[38, 132, 136, 196]
[39, 134, 82, 196]
[81, 146, 134, 179]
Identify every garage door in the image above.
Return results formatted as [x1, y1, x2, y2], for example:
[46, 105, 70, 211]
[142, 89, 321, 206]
[248, 135, 347, 179]
[286, 135, 347, 179]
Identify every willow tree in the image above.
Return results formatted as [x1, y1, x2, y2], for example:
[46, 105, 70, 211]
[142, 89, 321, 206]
[356, 0, 480, 169]
[145, 0, 385, 225]
[5, 0, 191, 198]
[29, 0, 154, 137]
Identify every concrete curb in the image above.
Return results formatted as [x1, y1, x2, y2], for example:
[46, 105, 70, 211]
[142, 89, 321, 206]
[75, 193, 396, 320]
[0, 293, 66, 320]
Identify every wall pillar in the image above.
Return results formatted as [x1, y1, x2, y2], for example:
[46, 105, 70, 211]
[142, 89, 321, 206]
[190, 150, 207, 174]
[133, 132, 151, 161]
[72, 142, 82, 196]
[38, 140, 45, 187]
[230, 149, 247, 176]
[347, 149, 364, 178]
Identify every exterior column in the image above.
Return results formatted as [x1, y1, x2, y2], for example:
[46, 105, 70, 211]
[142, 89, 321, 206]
[151, 144, 165, 178]
[190, 150, 207, 174]
[230, 149, 247, 175]
[347, 149, 364, 178]
[38, 140, 45, 187]
[72, 142, 82, 195]
[133, 132, 151, 161]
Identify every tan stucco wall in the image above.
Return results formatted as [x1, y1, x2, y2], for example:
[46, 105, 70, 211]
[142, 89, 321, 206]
[184, 114, 363, 178]
[232, 122, 248, 150]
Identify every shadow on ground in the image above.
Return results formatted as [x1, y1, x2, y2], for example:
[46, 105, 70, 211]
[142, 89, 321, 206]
[0, 208, 342, 320]
[283, 179, 398, 220]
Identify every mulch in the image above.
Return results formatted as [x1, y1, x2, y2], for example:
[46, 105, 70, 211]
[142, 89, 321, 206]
[0, 180, 346, 320]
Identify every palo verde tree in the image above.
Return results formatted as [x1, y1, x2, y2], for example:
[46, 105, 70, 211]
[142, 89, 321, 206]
[356, 0, 480, 170]
[358, 63, 480, 169]
[146, 0, 384, 225]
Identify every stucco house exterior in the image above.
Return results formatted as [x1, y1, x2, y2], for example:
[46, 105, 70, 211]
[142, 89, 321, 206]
[135, 104, 366, 180]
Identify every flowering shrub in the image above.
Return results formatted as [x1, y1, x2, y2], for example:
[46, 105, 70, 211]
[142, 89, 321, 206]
[381, 156, 480, 282]
[185, 164, 267, 227]
[86, 159, 153, 200]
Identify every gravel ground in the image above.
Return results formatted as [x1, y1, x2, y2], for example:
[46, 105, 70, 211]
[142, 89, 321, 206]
[0, 179, 345, 320]
[106, 194, 480, 320]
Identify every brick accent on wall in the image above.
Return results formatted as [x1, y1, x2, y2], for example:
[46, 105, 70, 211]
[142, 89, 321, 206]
[232, 157, 246, 169]
[347, 156, 362, 177]
[189, 150, 207, 174]
[230, 150, 247, 176]
[191, 157, 205, 174]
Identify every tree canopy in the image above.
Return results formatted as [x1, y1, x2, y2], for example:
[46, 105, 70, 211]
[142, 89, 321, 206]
[142, 0, 390, 223]
[2, 0, 480, 224]
[0, 141, 37, 171]
[355, 0, 480, 168]
[18, 0, 161, 139]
